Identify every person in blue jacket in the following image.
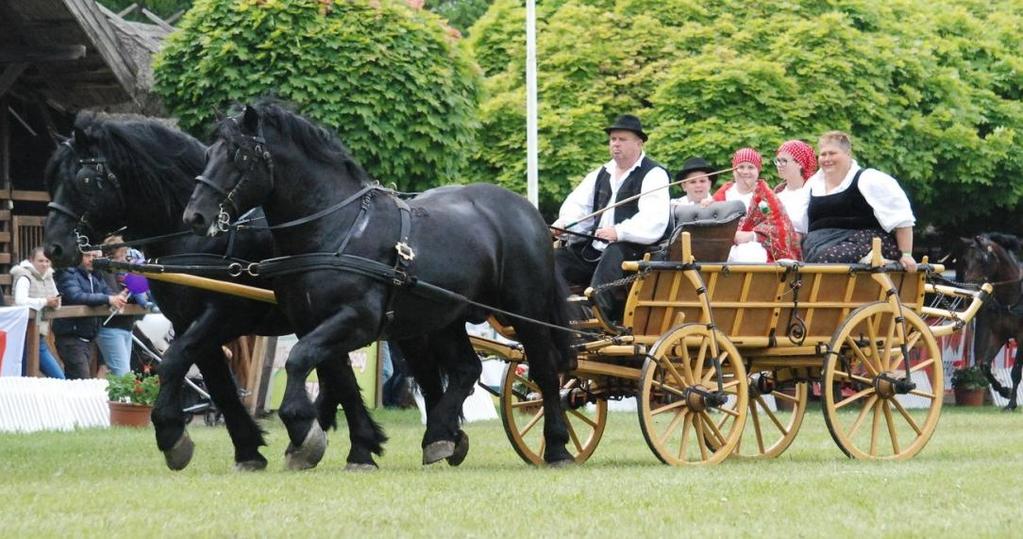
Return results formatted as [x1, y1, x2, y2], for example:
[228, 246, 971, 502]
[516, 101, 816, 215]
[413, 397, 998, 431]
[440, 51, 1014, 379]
[52, 250, 128, 379]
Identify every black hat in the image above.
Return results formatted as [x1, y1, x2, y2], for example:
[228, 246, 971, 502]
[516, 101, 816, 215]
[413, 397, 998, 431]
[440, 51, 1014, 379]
[675, 157, 715, 182]
[604, 114, 648, 142]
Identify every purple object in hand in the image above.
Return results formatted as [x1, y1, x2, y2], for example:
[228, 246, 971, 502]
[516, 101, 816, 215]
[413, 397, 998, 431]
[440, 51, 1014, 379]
[123, 273, 150, 294]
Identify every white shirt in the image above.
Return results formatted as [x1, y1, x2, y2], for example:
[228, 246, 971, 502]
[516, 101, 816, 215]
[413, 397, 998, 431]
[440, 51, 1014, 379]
[553, 153, 670, 251]
[805, 161, 915, 232]
[776, 184, 811, 234]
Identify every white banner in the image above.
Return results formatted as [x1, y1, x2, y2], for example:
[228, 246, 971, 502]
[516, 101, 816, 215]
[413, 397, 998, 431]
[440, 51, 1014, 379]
[0, 307, 30, 377]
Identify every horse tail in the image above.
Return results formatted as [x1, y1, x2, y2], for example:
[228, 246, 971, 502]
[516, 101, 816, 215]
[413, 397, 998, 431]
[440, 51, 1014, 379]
[548, 268, 578, 373]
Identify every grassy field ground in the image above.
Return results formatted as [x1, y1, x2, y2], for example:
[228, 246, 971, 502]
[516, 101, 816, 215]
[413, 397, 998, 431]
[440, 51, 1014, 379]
[2, 404, 1021, 537]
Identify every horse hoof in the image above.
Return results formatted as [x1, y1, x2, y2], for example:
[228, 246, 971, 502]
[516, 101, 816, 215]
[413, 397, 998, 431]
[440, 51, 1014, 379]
[163, 432, 194, 471]
[445, 430, 469, 467]
[234, 458, 268, 472]
[422, 440, 455, 465]
[284, 422, 327, 471]
[344, 462, 378, 472]
[546, 458, 575, 468]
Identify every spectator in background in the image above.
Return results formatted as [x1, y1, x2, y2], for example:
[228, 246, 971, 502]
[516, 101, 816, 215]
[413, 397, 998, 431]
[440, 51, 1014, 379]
[52, 250, 128, 379]
[95, 235, 149, 376]
[10, 246, 64, 378]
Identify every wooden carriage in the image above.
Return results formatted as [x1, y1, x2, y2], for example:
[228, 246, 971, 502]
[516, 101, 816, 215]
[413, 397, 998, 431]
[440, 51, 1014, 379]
[473, 232, 989, 466]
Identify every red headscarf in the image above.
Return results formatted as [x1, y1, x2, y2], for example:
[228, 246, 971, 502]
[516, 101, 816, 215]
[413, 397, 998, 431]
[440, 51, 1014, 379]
[731, 147, 763, 172]
[777, 140, 817, 180]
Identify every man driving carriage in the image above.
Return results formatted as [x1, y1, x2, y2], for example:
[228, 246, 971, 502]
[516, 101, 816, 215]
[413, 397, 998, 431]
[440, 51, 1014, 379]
[551, 114, 670, 324]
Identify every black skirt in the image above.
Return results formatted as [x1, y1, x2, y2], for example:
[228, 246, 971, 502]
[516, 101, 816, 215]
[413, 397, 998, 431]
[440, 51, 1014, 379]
[802, 227, 899, 263]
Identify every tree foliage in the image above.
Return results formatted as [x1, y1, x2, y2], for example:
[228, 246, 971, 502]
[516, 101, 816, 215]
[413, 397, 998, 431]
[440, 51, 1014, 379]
[468, 0, 1023, 233]
[153, 0, 481, 192]
[426, 0, 492, 35]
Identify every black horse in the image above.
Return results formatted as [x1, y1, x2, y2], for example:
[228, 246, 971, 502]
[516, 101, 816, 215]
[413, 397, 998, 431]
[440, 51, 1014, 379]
[183, 102, 576, 466]
[959, 233, 1023, 411]
[43, 113, 386, 470]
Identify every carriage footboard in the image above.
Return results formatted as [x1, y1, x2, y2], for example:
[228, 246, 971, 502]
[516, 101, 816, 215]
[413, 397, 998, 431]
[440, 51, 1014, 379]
[923, 282, 992, 337]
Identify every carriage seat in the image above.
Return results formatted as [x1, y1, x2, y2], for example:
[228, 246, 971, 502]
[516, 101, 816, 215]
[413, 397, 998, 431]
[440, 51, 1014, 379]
[663, 200, 746, 262]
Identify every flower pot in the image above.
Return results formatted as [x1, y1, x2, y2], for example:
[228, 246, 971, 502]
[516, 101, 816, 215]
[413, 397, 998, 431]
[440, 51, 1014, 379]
[109, 401, 153, 427]
[953, 388, 986, 407]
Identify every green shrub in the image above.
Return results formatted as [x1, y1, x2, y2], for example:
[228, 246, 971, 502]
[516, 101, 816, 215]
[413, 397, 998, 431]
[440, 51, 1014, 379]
[154, 0, 482, 192]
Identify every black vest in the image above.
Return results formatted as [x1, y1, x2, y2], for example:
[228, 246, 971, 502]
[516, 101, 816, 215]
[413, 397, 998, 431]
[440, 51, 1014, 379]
[807, 169, 883, 232]
[590, 156, 666, 233]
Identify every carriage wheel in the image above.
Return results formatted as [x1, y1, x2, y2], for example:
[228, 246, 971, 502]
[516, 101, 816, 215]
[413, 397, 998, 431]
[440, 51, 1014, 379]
[727, 373, 808, 459]
[823, 302, 943, 460]
[498, 362, 607, 465]
[638, 324, 748, 466]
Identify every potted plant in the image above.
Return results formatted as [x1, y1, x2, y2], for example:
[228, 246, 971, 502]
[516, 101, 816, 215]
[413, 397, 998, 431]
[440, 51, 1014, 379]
[106, 370, 160, 427]
[951, 364, 989, 406]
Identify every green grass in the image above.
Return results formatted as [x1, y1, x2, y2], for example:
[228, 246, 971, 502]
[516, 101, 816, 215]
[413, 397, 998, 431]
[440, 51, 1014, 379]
[1, 405, 1021, 537]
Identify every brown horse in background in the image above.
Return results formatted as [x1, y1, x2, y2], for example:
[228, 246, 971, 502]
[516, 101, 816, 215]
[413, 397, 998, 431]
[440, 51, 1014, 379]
[960, 233, 1023, 411]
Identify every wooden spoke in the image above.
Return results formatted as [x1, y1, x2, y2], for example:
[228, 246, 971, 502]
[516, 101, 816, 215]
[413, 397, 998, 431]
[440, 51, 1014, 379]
[658, 409, 688, 446]
[749, 404, 766, 453]
[845, 335, 882, 377]
[519, 408, 544, 436]
[908, 357, 934, 374]
[869, 401, 882, 457]
[848, 394, 878, 439]
[568, 408, 599, 428]
[774, 391, 799, 404]
[882, 401, 901, 455]
[678, 415, 693, 461]
[695, 418, 709, 461]
[908, 388, 937, 399]
[832, 368, 874, 386]
[651, 398, 688, 416]
[761, 398, 789, 433]
[890, 398, 923, 435]
[836, 387, 876, 410]
[651, 379, 687, 400]
[699, 411, 728, 448]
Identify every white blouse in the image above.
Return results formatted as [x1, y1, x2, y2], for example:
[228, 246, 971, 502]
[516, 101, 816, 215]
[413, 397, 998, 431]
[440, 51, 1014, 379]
[805, 161, 915, 232]
[723, 185, 754, 210]
[776, 185, 811, 234]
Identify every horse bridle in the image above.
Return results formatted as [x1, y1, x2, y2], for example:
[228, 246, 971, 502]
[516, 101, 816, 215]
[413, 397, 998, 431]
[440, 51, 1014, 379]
[970, 237, 1023, 287]
[194, 122, 274, 232]
[47, 153, 126, 254]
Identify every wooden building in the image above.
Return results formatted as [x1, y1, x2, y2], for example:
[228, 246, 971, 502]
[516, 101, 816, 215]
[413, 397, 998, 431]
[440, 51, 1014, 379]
[0, 0, 169, 297]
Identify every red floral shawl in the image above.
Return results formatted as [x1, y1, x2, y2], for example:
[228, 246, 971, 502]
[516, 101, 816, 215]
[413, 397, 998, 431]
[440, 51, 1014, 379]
[712, 180, 802, 261]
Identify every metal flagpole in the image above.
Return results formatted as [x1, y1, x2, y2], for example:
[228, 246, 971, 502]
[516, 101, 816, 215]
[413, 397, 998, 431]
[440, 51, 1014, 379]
[525, 0, 539, 207]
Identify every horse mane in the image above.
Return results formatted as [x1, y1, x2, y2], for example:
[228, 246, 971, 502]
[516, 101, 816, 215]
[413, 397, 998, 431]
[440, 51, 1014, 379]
[985, 232, 1022, 254]
[223, 99, 374, 186]
[71, 113, 205, 221]
[43, 141, 77, 196]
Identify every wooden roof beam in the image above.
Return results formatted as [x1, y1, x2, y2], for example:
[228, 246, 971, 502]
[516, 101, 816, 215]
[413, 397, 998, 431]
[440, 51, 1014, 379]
[0, 64, 28, 98]
[0, 45, 86, 64]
